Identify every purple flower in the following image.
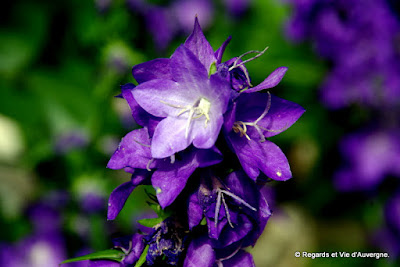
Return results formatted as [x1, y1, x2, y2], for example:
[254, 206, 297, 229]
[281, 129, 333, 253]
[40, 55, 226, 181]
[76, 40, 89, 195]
[224, 92, 305, 180]
[127, 0, 214, 50]
[287, 0, 400, 108]
[107, 127, 222, 217]
[1, 204, 67, 267]
[54, 130, 89, 155]
[188, 171, 272, 248]
[334, 129, 400, 191]
[172, 0, 214, 33]
[127, 19, 231, 158]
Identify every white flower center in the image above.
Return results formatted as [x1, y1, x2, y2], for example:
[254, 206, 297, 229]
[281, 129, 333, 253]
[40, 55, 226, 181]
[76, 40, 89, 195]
[161, 97, 211, 139]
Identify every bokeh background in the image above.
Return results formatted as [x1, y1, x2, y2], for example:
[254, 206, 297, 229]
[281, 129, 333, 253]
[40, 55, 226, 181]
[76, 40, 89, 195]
[1, 0, 399, 266]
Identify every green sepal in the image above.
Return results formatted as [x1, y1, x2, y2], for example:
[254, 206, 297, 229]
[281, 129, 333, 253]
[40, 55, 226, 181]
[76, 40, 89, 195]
[208, 61, 217, 77]
[147, 201, 163, 216]
[146, 201, 172, 221]
[200, 217, 207, 226]
[134, 245, 149, 267]
[137, 217, 164, 228]
[60, 249, 125, 265]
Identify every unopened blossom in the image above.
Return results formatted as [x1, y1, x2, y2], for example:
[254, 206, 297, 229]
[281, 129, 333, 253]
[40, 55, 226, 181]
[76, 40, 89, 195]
[88, 234, 145, 267]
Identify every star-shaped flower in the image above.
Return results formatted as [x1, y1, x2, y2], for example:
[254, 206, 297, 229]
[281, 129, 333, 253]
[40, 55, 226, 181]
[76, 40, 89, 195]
[224, 92, 305, 180]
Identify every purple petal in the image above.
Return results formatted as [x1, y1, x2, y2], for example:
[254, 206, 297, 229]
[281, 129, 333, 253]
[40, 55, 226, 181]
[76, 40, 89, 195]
[184, 237, 215, 267]
[206, 216, 228, 239]
[235, 93, 305, 138]
[225, 171, 258, 208]
[150, 117, 192, 159]
[122, 234, 145, 265]
[223, 101, 237, 132]
[151, 155, 199, 208]
[216, 214, 253, 247]
[221, 250, 255, 267]
[191, 112, 224, 149]
[188, 191, 204, 229]
[215, 36, 232, 64]
[195, 146, 223, 168]
[132, 58, 172, 84]
[170, 45, 208, 83]
[107, 170, 149, 220]
[132, 79, 186, 118]
[242, 187, 272, 247]
[184, 17, 217, 72]
[107, 128, 153, 170]
[107, 181, 135, 220]
[227, 134, 292, 180]
[244, 67, 288, 93]
[121, 85, 161, 134]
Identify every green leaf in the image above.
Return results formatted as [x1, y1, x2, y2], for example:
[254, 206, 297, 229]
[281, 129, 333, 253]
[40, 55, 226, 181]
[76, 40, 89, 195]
[60, 249, 125, 264]
[208, 61, 217, 77]
[147, 201, 163, 216]
[134, 245, 149, 267]
[137, 217, 163, 228]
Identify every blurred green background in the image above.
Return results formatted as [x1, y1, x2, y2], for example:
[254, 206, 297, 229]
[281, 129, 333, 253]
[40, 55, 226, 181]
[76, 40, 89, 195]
[0, 0, 398, 266]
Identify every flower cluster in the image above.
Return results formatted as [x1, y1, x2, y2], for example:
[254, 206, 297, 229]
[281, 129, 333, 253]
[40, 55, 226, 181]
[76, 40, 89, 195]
[287, 0, 400, 258]
[74, 17, 304, 266]
[287, 0, 400, 109]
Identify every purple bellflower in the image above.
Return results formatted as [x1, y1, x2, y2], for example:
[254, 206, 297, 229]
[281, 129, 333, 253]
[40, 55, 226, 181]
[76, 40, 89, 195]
[132, 47, 231, 158]
[1, 204, 67, 267]
[123, 18, 232, 159]
[334, 128, 400, 191]
[188, 171, 271, 248]
[224, 92, 305, 181]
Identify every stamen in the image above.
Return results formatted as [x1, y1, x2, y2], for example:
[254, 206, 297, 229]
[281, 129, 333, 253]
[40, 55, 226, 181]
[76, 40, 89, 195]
[219, 189, 257, 211]
[232, 92, 273, 143]
[221, 194, 234, 228]
[254, 91, 271, 125]
[160, 98, 212, 140]
[217, 241, 243, 262]
[228, 47, 269, 72]
[214, 190, 222, 229]
[133, 139, 151, 147]
[170, 154, 175, 164]
[213, 188, 257, 230]
[146, 158, 154, 171]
